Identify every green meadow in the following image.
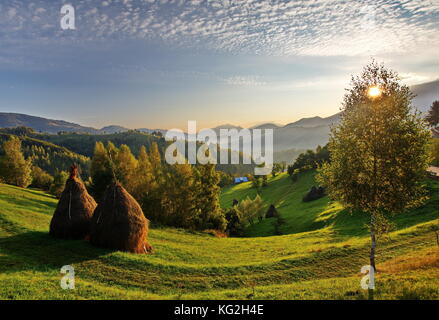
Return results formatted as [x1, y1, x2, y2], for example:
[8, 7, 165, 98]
[1, 171, 438, 300]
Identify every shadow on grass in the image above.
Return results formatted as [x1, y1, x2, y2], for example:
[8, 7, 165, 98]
[0, 231, 111, 274]
[324, 180, 439, 237]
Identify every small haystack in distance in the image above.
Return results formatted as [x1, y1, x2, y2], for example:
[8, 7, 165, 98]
[265, 204, 279, 218]
[50, 165, 97, 239]
[90, 182, 152, 254]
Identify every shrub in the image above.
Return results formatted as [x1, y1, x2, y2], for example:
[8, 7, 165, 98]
[31, 166, 53, 190]
[49, 170, 69, 198]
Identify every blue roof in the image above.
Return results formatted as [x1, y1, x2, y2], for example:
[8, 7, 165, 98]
[234, 177, 249, 183]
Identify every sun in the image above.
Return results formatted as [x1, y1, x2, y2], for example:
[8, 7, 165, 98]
[368, 86, 382, 98]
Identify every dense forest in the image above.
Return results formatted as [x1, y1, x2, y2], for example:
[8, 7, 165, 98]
[0, 132, 90, 177]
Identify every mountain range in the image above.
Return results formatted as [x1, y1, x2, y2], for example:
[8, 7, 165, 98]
[1, 79, 437, 152]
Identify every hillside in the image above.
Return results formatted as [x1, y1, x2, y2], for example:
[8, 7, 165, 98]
[0, 172, 438, 299]
[0, 113, 101, 135]
[33, 131, 166, 158]
[0, 132, 90, 177]
[221, 172, 439, 238]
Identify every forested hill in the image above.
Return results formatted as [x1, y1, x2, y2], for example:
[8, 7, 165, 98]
[0, 132, 90, 177]
[0, 128, 255, 175]
[35, 131, 166, 158]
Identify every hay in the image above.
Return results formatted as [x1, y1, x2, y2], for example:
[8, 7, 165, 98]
[90, 182, 152, 254]
[49, 165, 97, 239]
[265, 204, 278, 218]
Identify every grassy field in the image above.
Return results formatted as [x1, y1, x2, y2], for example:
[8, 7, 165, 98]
[1, 172, 439, 300]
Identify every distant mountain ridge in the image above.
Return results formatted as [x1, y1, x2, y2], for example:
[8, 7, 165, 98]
[1, 79, 437, 151]
[411, 79, 439, 112]
[0, 113, 101, 134]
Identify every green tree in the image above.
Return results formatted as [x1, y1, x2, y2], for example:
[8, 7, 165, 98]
[131, 146, 155, 203]
[431, 139, 439, 166]
[426, 100, 439, 135]
[114, 144, 138, 193]
[0, 136, 32, 188]
[89, 142, 113, 201]
[49, 170, 69, 198]
[235, 195, 265, 226]
[31, 166, 53, 190]
[317, 62, 431, 296]
[161, 163, 197, 228]
[194, 164, 226, 231]
[142, 142, 165, 223]
[149, 142, 162, 174]
[225, 206, 244, 236]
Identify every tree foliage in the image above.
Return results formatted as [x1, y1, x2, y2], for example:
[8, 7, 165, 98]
[31, 166, 54, 190]
[426, 101, 439, 135]
[89, 141, 227, 231]
[317, 62, 431, 215]
[234, 195, 265, 226]
[0, 136, 32, 188]
[49, 170, 69, 198]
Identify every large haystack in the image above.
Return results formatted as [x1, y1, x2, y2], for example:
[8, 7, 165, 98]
[90, 182, 152, 254]
[49, 165, 97, 239]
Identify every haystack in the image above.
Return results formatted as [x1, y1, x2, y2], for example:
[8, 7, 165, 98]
[303, 186, 325, 202]
[90, 182, 152, 254]
[265, 204, 278, 218]
[49, 165, 97, 239]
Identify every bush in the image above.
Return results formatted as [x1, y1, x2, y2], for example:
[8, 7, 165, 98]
[235, 195, 265, 225]
[303, 186, 325, 202]
[31, 166, 53, 190]
[225, 207, 244, 236]
[49, 171, 69, 198]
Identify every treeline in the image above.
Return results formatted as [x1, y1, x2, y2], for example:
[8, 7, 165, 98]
[88, 141, 227, 231]
[4, 127, 255, 176]
[0, 136, 75, 197]
[0, 131, 90, 177]
[287, 145, 329, 180]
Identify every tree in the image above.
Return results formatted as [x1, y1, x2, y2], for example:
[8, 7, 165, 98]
[194, 164, 226, 231]
[317, 62, 431, 297]
[0, 136, 32, 188]
[31, 166, 53, 190]
[426, 101, 439, 135]
[149, 142, 162, 174]
[142, 142, 165, 223]
[431, 139, 439, 166]
[161, 163, 197, 228]
[131, 146, 155, 203]
[114, 144, 137, 193]
[89, 142, 113, 201]
[235, 195, 265, 226]
[49, 170, 69, 198]
[225, 206, 244, 236]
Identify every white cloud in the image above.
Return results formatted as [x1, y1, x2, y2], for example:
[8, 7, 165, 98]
[0, 0, 438, 58]
[223, 76, 267, 87]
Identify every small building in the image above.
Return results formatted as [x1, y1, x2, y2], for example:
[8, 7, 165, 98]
[234, 177, 249, 184]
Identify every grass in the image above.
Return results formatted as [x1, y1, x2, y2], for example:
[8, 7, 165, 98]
[1, 172, 439, 300]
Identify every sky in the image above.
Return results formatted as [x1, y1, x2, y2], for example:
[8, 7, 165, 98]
[0, 0, 438, 130]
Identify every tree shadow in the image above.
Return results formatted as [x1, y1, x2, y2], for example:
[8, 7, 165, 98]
[0, 231, 111, 274]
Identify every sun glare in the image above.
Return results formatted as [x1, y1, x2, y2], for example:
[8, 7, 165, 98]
[368, 86, 381, 98]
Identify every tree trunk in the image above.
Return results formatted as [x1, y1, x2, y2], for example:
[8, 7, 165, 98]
[369, 214, 377, 300]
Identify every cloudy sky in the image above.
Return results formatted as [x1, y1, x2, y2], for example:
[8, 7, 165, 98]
[0, 0, 438, 129]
